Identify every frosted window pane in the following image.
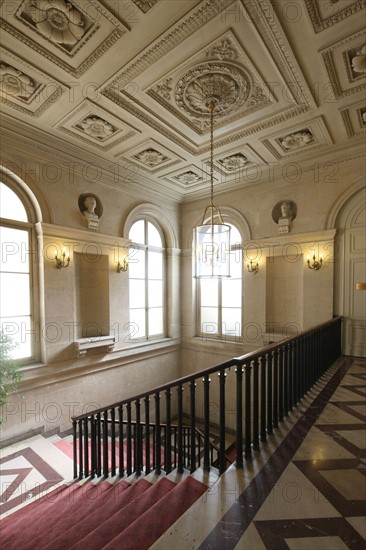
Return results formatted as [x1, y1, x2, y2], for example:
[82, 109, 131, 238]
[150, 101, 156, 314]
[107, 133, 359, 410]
[1, 317, 32, 359]
[148, 251, 162, 279]
[229, 224, 241, 245]
[129, 279, 145, 309]
[148, 280, 163, 308]
[200, 307, 218, 334]
[129, 309, 146, 339]
[200, 279, 218, 307]
[128, 248, 145, 278]
[0, 183, 28, 222]
[0, 273, 30, 316]
[148, 308, 163, 336]
[129, 220, 145, 244]
[222, 308, 241, 336]
[147, 222, 162, 247]
[0, 226, 30, 273]
[222, 279, 241, 308]
[229, 250, 242, 278]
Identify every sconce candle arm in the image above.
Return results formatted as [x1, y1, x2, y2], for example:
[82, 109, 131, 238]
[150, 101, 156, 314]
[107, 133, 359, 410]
[55, 249, 70, 269]
[307, 252, 323, 271]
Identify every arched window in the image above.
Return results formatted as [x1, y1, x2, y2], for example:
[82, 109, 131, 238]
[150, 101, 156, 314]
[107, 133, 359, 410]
[0, 181, 34, 360]
[197, 224, 243, 340]
[128, 219, 165, 340]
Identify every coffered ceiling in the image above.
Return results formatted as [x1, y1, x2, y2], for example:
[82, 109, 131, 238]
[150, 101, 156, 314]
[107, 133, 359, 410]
[0, 0, 365, 200]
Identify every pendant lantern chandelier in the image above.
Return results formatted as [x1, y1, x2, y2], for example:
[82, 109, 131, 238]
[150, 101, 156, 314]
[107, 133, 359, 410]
[194, 99, 231, 278]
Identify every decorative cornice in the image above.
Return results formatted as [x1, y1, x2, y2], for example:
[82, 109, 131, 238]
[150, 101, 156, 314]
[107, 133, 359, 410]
[304, 0, 366, 34]
[244, 0, 315, 109]
[41, 222, 131, 247]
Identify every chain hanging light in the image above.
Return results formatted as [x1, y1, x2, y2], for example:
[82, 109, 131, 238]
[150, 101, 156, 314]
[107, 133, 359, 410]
[194, 100, 231, 278]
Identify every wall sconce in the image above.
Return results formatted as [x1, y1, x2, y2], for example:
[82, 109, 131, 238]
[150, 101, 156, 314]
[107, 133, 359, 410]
[247, 258, 259, 274]
[117, 257, 128, 272]
[54, 248, 70, 269]
[307, 252, 322, 270]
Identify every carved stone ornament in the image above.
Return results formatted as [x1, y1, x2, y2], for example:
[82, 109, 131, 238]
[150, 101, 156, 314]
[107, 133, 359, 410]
[155, 78, 173, 101]
[24, 0, 86, 48]
[0, 63, 37, 101]
[351, 44, 366, 74]
[205, 38, 238, 61]
[132, 0, 159, 13]
[76, 116, 116, 141]
[278, 130, 314, 151]
[175, 63, 250, 119]
[217, 153, 250, 172]
[359, 107, 366, 127]
[173, 171, 202, 185]
[133, 148, 169, 167]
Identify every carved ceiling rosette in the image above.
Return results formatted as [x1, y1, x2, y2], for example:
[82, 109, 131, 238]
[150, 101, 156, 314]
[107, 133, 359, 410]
[21, 0, 86, 51]
[0, 63, 37, 101]
[133, 148, 169, 167]
[75, 116, 116, 141]
[175, 62, 250, 129]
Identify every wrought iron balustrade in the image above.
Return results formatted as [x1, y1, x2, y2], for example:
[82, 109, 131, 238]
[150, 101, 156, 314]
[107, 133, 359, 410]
[72, 316, 342, 479]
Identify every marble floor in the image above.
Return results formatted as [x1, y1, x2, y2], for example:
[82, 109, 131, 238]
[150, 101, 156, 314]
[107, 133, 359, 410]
[153, 356, 366, 549]
[1, 356, 365, 549]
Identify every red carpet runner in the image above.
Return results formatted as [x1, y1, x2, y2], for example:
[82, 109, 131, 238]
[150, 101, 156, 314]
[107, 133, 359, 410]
[1, 475, 207, 549]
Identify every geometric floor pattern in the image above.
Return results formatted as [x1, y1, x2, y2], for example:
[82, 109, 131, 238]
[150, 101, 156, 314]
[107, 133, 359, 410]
[152, 356, 366, 549]
[1, 356, 365, 549]
[0, 435, 73, 517]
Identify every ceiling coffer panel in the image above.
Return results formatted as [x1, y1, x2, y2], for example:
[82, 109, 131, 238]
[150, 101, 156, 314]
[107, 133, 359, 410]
[0, 0, 129, 76]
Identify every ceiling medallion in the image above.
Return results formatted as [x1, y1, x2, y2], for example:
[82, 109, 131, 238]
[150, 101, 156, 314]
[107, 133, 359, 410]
[175, 63, 250, 119]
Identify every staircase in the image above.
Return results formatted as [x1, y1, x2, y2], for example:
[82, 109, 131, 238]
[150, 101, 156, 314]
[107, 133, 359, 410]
[1, 468, 208, 550]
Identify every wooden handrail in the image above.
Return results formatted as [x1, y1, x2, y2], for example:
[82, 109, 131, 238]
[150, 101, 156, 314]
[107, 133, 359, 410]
[72, 316, 341, 422]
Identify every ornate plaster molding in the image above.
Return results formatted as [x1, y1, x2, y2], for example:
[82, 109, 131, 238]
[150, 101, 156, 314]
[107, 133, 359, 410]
[17, 0, 89, 56]
[2, 20, 123, 77]
[58, 126, 136, 151]
[304, 0, 365, 33]
[321, 29, 366, 100]
[0, 62, 38, 101]
[0, 80, 64, 118]
[104, 0, 231, 89]
[132, 0, 159, 13]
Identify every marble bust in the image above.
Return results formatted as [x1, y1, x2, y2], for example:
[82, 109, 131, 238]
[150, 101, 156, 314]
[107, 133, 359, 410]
[279, 201, 293, 222]
[272, 200, 297, 235]
[79, 194, 101, 230]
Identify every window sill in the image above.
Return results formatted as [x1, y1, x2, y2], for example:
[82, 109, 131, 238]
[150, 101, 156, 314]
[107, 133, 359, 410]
[74, 335, 115, 358]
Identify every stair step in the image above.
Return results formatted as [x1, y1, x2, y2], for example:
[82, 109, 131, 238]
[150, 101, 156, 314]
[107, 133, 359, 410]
[70, 477, 176, 550]
[2, 481, 113, 550]
[41, 479, 147, 550]
[103, 476, 208, 550]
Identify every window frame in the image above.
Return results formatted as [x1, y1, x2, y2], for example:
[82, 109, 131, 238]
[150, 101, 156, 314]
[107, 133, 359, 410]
[128, 218, 166, 342]
[0, 180, 39, 364]
[196, 225, 243, 342]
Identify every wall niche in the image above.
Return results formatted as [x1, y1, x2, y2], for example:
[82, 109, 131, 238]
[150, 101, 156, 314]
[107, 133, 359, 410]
[75, 251, 110, 339]
[265, 255, 303, 337]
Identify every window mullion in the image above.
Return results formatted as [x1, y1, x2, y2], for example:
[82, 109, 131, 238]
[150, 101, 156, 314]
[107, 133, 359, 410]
[218, 279, 223, 339]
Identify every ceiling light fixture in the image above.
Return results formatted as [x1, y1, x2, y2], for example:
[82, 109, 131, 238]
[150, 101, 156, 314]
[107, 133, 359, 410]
[194, 99, 231, 278]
